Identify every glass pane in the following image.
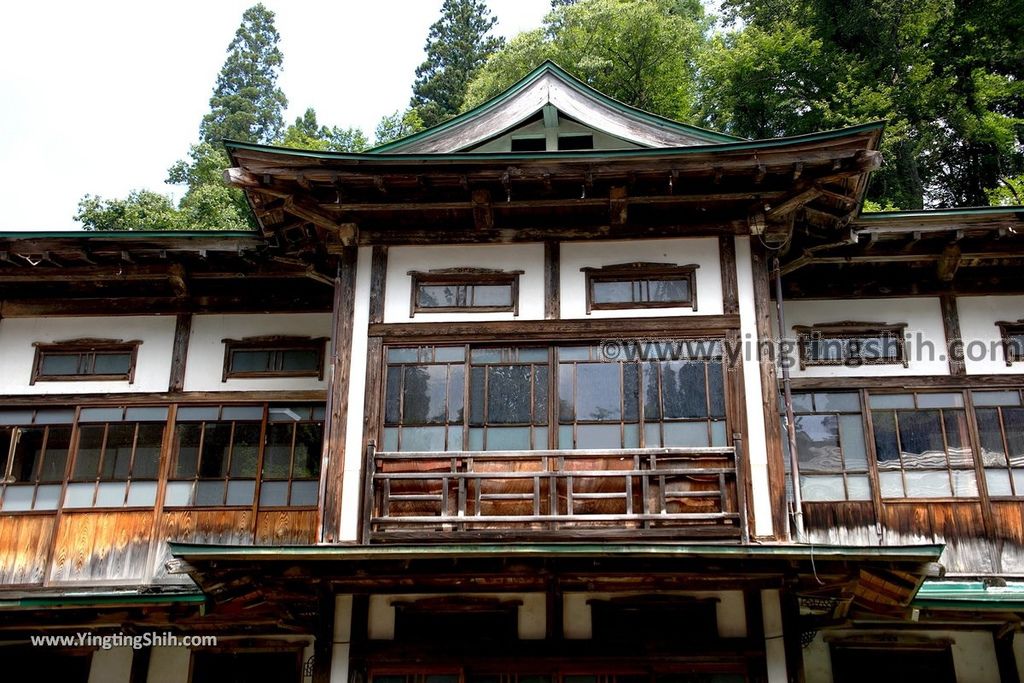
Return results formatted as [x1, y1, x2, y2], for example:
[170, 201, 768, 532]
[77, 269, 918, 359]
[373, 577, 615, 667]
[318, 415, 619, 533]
[126, 481, 158, 507]
[469, 366, 486, 425]
[711, 420, 728, 446]
[944, 411, 973, 467]
[290, 480, 319, 506]
[448, 366, 465, 422]
[661, 361, 707, 418]
[384, 367, 402, 424]
[263, 424, 294, 479]
[649, 278, 689, 302]
[164, 481, 193, 506]
[790, 392, 814, 413]
[195, 480, 224, 506]
[1004, 408, 1024, 468]
[644, 423, 662, 447]
[2, 485, 34, 511]
[400, 426, 446, 452]
[576, 424, 622, 448]
[230, 423, 261, 477]
[918, 393, 964, 409]
[846, 475, 872, 500]
[952, 469, 978, 496]
[468, 427, 484, 450]
[592, 280, 634, 304]
[125, 407, 169, 422]
[707, 361, 725, 417]
[418, 284, 458, 307]
[199, 423, 231, 478]
[472, 284, 512, 307]
[447, 425, 464, 450]
[39, 353, 80, 376]
[226, 479, 255, 505]
[558, 364, 574, 422]
[487, 365, 532, 423]
[663, 422, 709, 447]
[177, 406, 220, 421]
[879, 471, 904, 498]
[268, 406, 311, 422]
[973, 390, 1021, 407]
[623, 423, 640, 448]
[622, 363, 639, 422]
[814, 392, 860, 413]
[897, 410, 945, 468]
[872, 411, 900, 468]
[132, 424, 164, 479]
[259, 481, 289, 506]
[869, 394, 915, 409]
[103, 424, 135, 479]
[382, 427, 399, 452]
[35, 409, 76, 424]
[231, 349, 271, 373]
[643, 362, 661, 420]
[95, 481, 127, 507]
[838, 415, 867, 470]
[434, 346, 465, 362]
[386, 347, 419, 363]
[64, 482, 95, 508]
[73, 425, 106, 480]
[293, 424, 323, 478]
[801, 475, 846, 502]
[92, 352, 131, 375]
[794, 415, 840, 472]
[470, 347, 505, 364]
[280, 349, 320, 372]
[221, 406, 264, 421]
[986, 468, 1013, 496]
[485, 426, 530, 450]
[557, 425, 573, 448]
[558, 346, 591, 361]
[534, 366, 548, 424]
[976, 408, 1008, 467]
[533, 426, 548, 449]
[904, 470, 952, 498]
[33, 484, 61, 510]
[9, 427, 44, 482]
[402, 366, 448, 424]
[0, 410, 34, 426]
[80, 407, 124, 422]
[1013, 469, 1024, 496]
[173, 424, 202, 478]
[576, 364, 621, 421]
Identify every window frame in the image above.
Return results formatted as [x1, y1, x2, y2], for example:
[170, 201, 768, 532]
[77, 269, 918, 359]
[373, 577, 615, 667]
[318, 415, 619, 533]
[794, 321, 908, 369]
[408, 268, 523, 317]
[221, 336, 328, 381]
[30, 338, 140, 384]
[581, 262, 699, 313]
[996, 319, 1024, 365]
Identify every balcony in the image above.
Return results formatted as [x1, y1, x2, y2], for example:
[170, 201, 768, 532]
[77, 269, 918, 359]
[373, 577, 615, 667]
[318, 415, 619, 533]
[362, 443, 747, 542]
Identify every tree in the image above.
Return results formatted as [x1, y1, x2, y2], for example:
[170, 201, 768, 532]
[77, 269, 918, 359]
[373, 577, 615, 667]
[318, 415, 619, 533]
[411, 0, 504, 128]
[76, 191, 183, 232]
[281, 107, 369, 151]
[374, 109, 426, 146]
[199, 3, 288, 145]
[465, 0, 708, 121]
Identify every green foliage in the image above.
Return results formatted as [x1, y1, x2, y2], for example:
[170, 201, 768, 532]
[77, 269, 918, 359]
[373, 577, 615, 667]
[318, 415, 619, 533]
[76, 191, 184, 232]
[165, 143, 254, 230]
[374, 109, 426, 146]
[464, 0, 708, 121]
[200, 3, 288, 145]
[411, 0, 505, 127]
[987, 176, 1024, 207]
[281, 108, 369, 152]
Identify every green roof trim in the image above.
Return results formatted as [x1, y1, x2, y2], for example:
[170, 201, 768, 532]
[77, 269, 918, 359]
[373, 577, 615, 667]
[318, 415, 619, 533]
[0, 592, 205, 609]
[856, 206, 1024, 221]
[225, 121, 885, 165]
[169, 541, 943, 563]
[913, 581, 1024, 611]
[0, 230, 260, 240]
[368, 61, 743, 153]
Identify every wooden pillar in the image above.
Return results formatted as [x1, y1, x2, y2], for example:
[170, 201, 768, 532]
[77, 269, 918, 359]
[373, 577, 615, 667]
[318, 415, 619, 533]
[128, 646, 152, 683]
[544, 241, 560, 319]
[995, 629, 1021, 683]
[780, 588, 806, 683]
[940, 293, 967, 376]
[318, 247, 358, 544]
[359, 246, 388, 543]
[750, 241, 790, 539]
[168, 313, 192, 392]
[312, 594, 337, 683]
[720, 235, 740, 315]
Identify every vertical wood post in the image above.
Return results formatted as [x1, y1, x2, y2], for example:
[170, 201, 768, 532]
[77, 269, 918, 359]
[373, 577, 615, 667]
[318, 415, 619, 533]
[318, 247, 358, 544]
[544, 241, 560, 320]
[168, 313, 192, 392]
[940, 293, 967, 376]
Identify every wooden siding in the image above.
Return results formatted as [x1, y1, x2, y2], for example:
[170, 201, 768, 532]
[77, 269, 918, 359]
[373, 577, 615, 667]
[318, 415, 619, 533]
[0, 515, 55, 586]
[48, 511, 154, 584]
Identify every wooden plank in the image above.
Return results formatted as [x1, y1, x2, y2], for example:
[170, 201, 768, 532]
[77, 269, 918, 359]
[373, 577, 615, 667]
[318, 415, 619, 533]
[750, 241, 789, 539]
[719, 235, 739, 315]
[544, 241, 560, 320]
[255, 510, 318, 545]
[168, 314, 193, 392]
[48, 511, 153, 584]
[0, 514, 56, 586]
[939, 294, 966, 376]
[0, 294, 333, 318]
[368, 315, 740, 343]
[360, 337, 385, 544]
[368, 246, 388, 325]
[154, 509, 255, 581]
[318, 248, 358, 543]
[609, 185, 628, 225]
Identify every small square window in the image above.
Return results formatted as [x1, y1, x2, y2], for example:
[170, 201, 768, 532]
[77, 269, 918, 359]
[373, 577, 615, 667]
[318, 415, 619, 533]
[31, 339, 140, 384]
[222, 337, 327, 380]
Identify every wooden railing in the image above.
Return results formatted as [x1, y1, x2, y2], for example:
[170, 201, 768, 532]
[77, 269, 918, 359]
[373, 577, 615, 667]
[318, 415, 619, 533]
[361, 441, 748, 543]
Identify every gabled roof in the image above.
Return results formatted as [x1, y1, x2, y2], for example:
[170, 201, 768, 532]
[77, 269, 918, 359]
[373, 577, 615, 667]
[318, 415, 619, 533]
[370, 60, 743, 154]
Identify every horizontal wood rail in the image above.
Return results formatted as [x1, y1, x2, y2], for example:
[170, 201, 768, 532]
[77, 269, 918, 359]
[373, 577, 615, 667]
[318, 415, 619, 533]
[362, 443, 748, 543]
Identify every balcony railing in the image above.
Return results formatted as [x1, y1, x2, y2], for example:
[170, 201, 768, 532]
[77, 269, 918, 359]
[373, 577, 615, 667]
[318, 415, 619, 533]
[362, 440, 747, 543]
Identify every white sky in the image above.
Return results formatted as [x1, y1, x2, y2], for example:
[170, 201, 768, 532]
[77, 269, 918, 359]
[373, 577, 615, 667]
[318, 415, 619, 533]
[0, 0, 552, 231]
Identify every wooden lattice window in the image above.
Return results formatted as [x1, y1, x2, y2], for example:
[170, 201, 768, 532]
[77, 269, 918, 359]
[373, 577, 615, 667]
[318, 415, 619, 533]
[996, 319, 1024, 365]
[31, 338, 140, 384]
[409, 268, 522, 316]
[582, 262, 698, 313]
[794, 321, 907, 369]
[222, 336, 327, 380]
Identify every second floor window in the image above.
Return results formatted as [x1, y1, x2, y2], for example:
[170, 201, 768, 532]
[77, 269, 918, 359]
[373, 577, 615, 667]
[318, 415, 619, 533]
[31, 339, 139, 384]
[794, 321, 907, 369]
[997, 320, 1024, 364]
[582, 262, 698, 313]
[223, 337, 327, 380]
[409, 269, 522, 316]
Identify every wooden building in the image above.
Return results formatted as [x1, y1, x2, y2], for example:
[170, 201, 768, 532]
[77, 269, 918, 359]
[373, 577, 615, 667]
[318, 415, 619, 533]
[1, 61, 1023, 682]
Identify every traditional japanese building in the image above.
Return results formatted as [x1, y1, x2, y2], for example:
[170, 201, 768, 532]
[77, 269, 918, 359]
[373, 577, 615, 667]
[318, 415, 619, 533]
[1, 61, 1023, 682]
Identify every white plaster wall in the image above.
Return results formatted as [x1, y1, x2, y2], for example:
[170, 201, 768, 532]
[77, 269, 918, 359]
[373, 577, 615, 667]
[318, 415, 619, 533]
[332, 595, 353, 683]
[147, 646, 190, 683]
[384, 243, 545, 323]
[181, 313, 331, 392]
[472, 117, 640, 152]
[562, 590, 746, 640]
[88, 647, 133, 683]
[762, 589, 787, 683]
[958, 295, 1024, 375]
[368, 593, 547, 640]
[339, 247, 372, 541]
[561, 237, 723, 319]
[736, 237, 774, 538]
[1014, 631, 1024, 681]
[0, 316, 176, 394]
[778, 297, 949, 378]
[802, 629, 1000, 683]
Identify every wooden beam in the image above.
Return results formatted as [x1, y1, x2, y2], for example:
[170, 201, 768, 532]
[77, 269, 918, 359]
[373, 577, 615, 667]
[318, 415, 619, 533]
[609, 185, 628, 226]
[0, 389, 326, 407]
[471, 189, 494, 232]
[223, 167, 262, 189]
[719, 236, 739, 315]
[765, 186, 823, 221]
[0, 295, 332, 317]
[939, 294, 966, 377]
[168, 313, 193, 392]
[937, 243, 962, 282]
[544, 242, 560, 320]
[368, 246, 388, 325]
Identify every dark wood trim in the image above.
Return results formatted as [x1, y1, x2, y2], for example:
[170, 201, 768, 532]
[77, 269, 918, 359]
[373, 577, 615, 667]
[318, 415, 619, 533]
[792, 321, 908, 370]
[168, 313, 193, 392]
[30, 338, 141, 385]
[354, 222, 749, 246]
[789, 375, 1024, 391]
[359, 336, 385, 544]
[750, 241, 789, 539]
[368, 315, 740, 344]
[544, 241, 560, 320]
[939, 295, 967, 376]
[408, 268, 522, 316]
[582, 262, 698, 314]
[312, 594, 336, 683]
[780, 589, 806, 683]
[0, 297, 332, 318]
[318, 248, 357, 544]
[0, 390, 326, 407]
[221, 336, 329, 381]
[726, 327, 756, 539]
[994, 629, 1018, 683]
[128, 646, 152, 683]
[369, 246, 388, 325]
[720, 236, 739, 316]
[995, 319, 1024, 366]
